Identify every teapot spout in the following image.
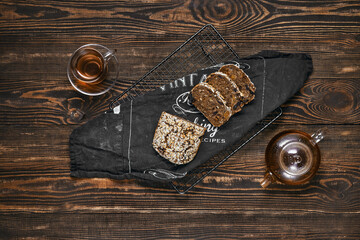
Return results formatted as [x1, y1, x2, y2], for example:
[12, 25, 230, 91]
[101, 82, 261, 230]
[260, 171, 275, 188]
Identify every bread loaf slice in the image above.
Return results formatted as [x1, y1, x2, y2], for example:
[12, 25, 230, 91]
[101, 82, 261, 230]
[190, 82, 232, 127]
[190, 64, 256, 127]
[205, 72, 244, 113]
[153, 112, 206, 165]
[219, 64, 256, 104]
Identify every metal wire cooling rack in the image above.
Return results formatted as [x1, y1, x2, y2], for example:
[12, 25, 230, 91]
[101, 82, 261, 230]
[109, 24, 282, 194]
[109, 24, 241, 109]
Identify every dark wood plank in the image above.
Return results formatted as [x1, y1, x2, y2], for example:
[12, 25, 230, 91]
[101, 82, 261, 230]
[0, 212, 359, 239]
[0, 0, 359, 37]
[280, 78, 360, 124]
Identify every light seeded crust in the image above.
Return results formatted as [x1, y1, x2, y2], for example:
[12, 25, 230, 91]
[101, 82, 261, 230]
[190, 82, 232, 127]
[153, 112, 206, 165]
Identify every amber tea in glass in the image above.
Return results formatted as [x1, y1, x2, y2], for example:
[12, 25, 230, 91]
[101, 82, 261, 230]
[70, 46, 114, 84]
[260, 129, 325, 188]
[67, 44, 119, 96]
[73, 49, 105, 83]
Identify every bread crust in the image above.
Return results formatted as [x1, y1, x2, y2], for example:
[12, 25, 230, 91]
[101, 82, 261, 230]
[153, 112, 206, 165]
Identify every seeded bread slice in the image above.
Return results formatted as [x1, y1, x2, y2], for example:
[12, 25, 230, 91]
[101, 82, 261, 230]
[153, 112, 206, 165]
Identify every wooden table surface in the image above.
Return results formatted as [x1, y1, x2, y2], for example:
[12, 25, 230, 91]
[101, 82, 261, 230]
[1, 0, 359, 239]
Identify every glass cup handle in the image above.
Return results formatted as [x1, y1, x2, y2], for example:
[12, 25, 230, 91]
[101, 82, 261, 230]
[311, 128, 327, 144]
[103, 49, 115, 63]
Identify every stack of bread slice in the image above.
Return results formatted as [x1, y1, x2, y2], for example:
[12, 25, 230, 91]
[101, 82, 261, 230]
[191, 64, 256, 127]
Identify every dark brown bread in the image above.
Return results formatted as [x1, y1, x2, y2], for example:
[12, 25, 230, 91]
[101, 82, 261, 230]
[190, 64, 256, 127]
[190, 82, 232, 127]
[219, 64, 256, 104]
[205, 72, 244, 113]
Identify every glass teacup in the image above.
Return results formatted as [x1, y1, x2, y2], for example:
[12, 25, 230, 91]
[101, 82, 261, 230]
[67, 44, 119, 96]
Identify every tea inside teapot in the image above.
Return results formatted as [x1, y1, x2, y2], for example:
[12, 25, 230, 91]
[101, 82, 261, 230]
[261, 129, 325, 188]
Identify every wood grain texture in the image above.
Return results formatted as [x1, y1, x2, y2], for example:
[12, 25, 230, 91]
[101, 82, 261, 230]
[1, 212, 359, 239]
[0, 0, 359, 239]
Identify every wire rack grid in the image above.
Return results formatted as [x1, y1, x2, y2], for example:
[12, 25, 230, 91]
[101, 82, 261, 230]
[109, 24, 240, 109]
